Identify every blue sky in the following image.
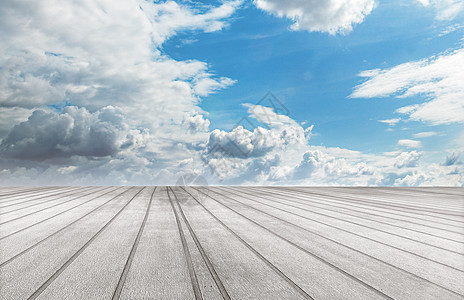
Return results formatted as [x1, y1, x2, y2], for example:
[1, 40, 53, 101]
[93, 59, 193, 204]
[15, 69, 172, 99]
[165, 1, 463, 154]
[0, 0, 463, 185]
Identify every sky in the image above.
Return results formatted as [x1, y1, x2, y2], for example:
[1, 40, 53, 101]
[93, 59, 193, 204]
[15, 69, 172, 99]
[0, 0, 463, 186]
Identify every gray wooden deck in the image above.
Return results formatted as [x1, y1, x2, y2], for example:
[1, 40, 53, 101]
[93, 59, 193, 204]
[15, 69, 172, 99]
[0, 186, 463, 299]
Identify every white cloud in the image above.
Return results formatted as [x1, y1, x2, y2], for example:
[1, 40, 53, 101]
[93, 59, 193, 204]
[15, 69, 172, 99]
[182, 113, 210, 133]
[200, 104, 317, 183]
[393, 172, 427, 186]
[1, 102, 462, 186]
[0, 0, 239, 116]
[438, 24, 464, 36]
[205, 105, 313, 161]
[193, 77, 237, 97]
[0, 106, 147, 159]
[351, 48, 464, 125]
[253, 0, 375, 35]
[140, 0, 243, 46]
[201, 107, 418, 186]
[0, 0, 243, 184]
[394, 164, 463, 186]
[413, 131, 437, 138]
[398, 139, 422, 148]
[207, 126, 278, 158]
[378, 118, 401, 126]
[417, 0, 464, 21]
[417, 0, 430, 5]
[293, 150, 374, 181]
[394, 151, 421, 168]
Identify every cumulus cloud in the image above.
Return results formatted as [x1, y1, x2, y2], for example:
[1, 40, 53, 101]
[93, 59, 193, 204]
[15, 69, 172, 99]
[393, 165, 463, 186]
[254, 0, 375, 34]
[293, 150, 374, 180]
[393, 172, 427, 186]
[0, 106, 146, 159]
[0, 107, 32, 139]
[182, 113, 211, 133]
[198, 104, 319, 182]
[378, 159, 464, 186]
[0, 0, 243, 184]
[398, 139, 422, 148]
[207, 126, 280, 158]
[394, 151, 421, 168]
[351, 48, 464, 125]
[205, 103, 313, 160]
[200, 105, 389, 186]
[0, 0, 239, 116]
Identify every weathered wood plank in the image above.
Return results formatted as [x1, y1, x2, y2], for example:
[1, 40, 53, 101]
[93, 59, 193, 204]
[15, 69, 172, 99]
[0, 186, 462, 300]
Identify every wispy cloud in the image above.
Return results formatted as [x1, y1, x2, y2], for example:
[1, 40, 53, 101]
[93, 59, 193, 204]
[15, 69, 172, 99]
[398, 139, 422, 148]
[413, 131, 437, 138]
[378, 118, 401, 126]
[416, 0, 464, 21]
[351, 48, 464, 125]
[438, 24, 464, 36]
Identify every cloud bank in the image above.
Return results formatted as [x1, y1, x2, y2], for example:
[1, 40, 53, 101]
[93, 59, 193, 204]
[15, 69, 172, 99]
[1, 106, 145, 159]
[0, 0, 240, 184]
[0, 0, 462, 187]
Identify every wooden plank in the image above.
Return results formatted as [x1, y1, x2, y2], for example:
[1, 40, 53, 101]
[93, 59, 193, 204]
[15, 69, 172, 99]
[117, 187, 196, 300]
[203, 187, 463, 299]
[251, 187, 464, 232]
[237, 187, 464, 250]
[0, 187, 127, 257]
[0, 186, 462, 300]
[35, 188, 151, 299]
[217, 187, 464, 269]
[0, 187, 142, 300]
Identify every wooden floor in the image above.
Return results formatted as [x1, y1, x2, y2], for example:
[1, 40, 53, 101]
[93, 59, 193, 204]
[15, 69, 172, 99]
[0, 186, 463, 299]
